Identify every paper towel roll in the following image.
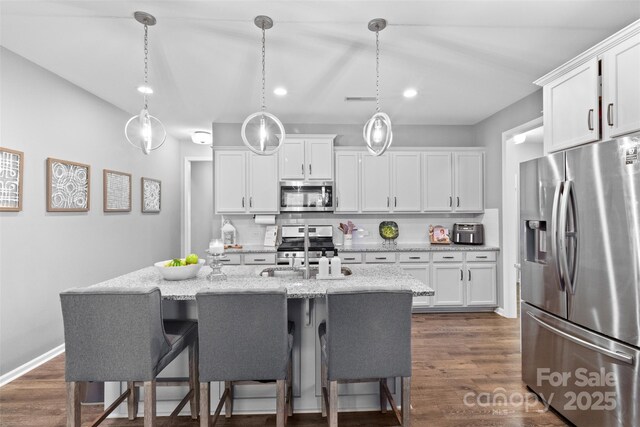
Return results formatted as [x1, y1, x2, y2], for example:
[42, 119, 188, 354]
[255, 215, 276, 225]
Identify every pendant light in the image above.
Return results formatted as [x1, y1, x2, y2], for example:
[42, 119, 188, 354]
[241, 15, 285, 156]
[124, 11, 167, 155]
[363, 18, 393, 156]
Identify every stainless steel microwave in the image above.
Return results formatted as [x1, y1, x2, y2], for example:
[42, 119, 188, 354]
[279, 181, 334, 212]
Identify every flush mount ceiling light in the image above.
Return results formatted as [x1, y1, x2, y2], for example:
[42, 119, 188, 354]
[240, 15, 285, 156]
[513, 133, 527, 144]
[273, 87, 287, 96]
[363, 18, 393, 157]
[403, 88, 418, 98]
[191, 130, 212, 145]
[124, 11, 166, 155]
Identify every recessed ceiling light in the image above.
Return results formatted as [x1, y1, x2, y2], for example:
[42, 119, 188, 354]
[513, 133, 527, 144]
[274, 87, 287, 96]
[191, 130, 212, 145]
[403, 88, 418, 98]
[137, 85, 154, 95]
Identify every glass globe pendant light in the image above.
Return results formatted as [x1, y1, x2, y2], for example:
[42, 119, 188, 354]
[241, 16, 286, 156]
[363, 18, 393, 156]
[124, 11, 166, 155]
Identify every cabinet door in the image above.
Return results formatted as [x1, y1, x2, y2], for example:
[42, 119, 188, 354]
[248, 153, 279, 213]
[215, 152, 246, 213]
[543, 57, 600, 153]
[335, 152, 360, 212]
[280, 139, 305, 180]
[432, 263, 465, 306]
[422, 152, 453, 212]
[603, 34, 640, 139]
[454, 152, 484, 212]
[401, 264, 431, 308]
[306, 139, 333, 180]
[391, 153, 421, 212]
[466, 263, 497, 306]
[361, 155, 390, 212]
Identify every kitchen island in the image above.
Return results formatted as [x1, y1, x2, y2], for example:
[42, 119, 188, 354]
[99, 264, 433, 418]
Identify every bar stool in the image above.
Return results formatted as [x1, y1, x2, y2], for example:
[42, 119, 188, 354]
[318, 288, 413, 427]
[196, 288, 294, 427]
[60, 286, 199, 426]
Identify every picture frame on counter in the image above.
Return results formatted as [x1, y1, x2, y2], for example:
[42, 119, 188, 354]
[429, 224, 451, 244]
[0, 147, 24, 212]
[46, 157, 90, 212]
[103, 169, 131, 212]
[141, 177, 161, 213]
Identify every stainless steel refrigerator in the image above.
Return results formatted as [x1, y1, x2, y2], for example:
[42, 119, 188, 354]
[520, 135, 640, 427]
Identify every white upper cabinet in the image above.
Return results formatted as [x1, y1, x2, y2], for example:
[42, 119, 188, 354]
[454, 152, 484, 212]
[603, 33, 640, 140]
[361, 154, 391, 212]
[215, 151, 247, 213]
[248, 153, 279, 213]
[215, 150, 279, 214]
[422, 152, 453, 211]
[335, 152, 360, 212]
[391, 153, 421, 212]
[536, 20, 640, 152]
[543, 58, 600, 153]
[279, 136, 335, 181]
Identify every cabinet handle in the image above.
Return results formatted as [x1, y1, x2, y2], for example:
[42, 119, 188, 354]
[394, 196, 397, 207]
[476, 255, 488, 259]
[449, 196, 452, 207]
[457, 197, 460, 207]
[249, 197, 253, 208]
[309, 164, 312, 175]
[468, 270, 471, 281]
[607, 103, 614, 127]
[409, 256, 421, 260]
[460, 269, 463, 280]
[253, 258, 266, 262]
[336, 196, 339, 208]
[387, 196, 390, 207]
[587, 109, 594, 131]
[301, 164, 304, 175]
[443, 256, 454, 259]
[242, 197, 245, 208]
[344, 257, 356, 261]
[375, 257, 387, 260]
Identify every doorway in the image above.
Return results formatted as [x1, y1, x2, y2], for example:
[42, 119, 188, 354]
[182, 156, 213, 258]
[501, 117, 544, 318]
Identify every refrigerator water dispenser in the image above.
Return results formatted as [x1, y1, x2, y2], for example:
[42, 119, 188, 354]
[524, 220, 547, 263]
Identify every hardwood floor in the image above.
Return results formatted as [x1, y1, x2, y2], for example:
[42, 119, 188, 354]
[0, 313, 569, 426]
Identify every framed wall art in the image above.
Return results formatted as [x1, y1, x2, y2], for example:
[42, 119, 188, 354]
[0, 147, 24, 212]
[103, 169, 131, 212]
[47, 157, 90, 212]
[141, 177, 161, 213]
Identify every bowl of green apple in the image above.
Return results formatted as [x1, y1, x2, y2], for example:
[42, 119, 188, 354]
[154, 254, 204, 281]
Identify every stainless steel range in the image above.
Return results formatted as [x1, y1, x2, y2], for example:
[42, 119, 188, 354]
[277, 225, 336, 264]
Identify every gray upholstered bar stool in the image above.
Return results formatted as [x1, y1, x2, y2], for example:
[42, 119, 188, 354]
[196, 288, 294, 427]
[318, 288, 413, 427]
[60, 286, 199, 427]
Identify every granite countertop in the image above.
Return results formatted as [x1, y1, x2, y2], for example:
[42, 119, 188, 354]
[92, 264, 434, 300]
[337, 243, 500, 252]
[224, 245, 277, 254]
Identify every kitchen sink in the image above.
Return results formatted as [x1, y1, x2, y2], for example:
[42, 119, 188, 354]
[259, 266, 352, 279]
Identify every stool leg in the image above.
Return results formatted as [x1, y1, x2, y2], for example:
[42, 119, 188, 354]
[224, 381, 233, 418]
[143, 380, 156, 427]
[328, 380, 338, 427]
[200, 382, 210, 427]
[287, 355, 293, 416]
[276, 379, 286, 427]
[401, 376, 411, 427]
[320, 357, 327, 417]
[127, 381, 138, 420]
[66, 381, 81, 427]
[189, 341, 200, 420]
[379, 378, 387, 413]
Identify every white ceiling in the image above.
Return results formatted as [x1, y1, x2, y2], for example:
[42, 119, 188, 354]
[2, 1, 639, 139]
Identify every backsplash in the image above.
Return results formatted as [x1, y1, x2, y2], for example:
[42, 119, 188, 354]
[212, 209, 499, 248]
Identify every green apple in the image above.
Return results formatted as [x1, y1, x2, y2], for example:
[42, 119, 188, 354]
[185, 254, 198, 265]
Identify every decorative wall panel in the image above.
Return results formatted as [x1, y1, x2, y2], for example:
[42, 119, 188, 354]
[103, 169, 131, 212]
[0, 147, 24, 212]
[141, 177, 161, 213]
[47, 158, 90, 212]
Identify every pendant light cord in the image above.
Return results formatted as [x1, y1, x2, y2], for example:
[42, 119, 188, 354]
[261, 25, 266, 112]
[143, 23, 149, 110]
[375, 29, 380, 113]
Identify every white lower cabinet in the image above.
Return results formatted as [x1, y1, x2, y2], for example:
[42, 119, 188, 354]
[432, 263, 465, 306]
[466, 263, 497, 306]
[400, 263, 431, 308]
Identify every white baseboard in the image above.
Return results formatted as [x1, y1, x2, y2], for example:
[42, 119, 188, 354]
[495, 307, 517, 319]
[0, 343, 65, 387]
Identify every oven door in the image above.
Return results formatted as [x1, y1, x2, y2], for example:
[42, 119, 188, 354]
[280, 181, 333, 212]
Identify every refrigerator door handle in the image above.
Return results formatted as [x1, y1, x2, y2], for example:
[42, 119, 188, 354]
[550, 181, 565, 291]
[558, 180, 575, 294]
[526, 311, 634, 365]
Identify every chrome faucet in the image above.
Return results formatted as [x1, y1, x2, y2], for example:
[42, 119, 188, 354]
[303, 224, 310, 280]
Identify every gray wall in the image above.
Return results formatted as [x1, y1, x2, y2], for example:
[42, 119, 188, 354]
[473, 90, 543, 209]
[190, 161, 214, 258]
[0, 48, 182, 376]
